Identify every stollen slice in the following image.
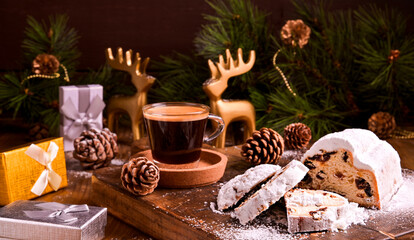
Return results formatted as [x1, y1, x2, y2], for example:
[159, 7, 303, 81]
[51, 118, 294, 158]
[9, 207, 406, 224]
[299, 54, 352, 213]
[285, 188, 366, 233]
[232, 160, 308, 225]
[217, 164, 281, 211]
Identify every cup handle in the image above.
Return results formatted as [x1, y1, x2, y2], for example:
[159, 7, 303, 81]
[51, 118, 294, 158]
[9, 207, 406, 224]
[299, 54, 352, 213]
[204, 114, 225, 142]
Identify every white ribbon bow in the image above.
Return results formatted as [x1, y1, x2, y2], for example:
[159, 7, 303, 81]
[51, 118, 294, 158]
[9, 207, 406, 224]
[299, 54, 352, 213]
[24, 202, 89, 224]
[25, 142, 62, 196]
[60, 95, 106, 140]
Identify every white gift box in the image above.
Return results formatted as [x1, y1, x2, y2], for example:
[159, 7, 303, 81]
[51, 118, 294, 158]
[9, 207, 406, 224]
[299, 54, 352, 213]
[0, 200, 107, 240]
[59, 85, 105, 152]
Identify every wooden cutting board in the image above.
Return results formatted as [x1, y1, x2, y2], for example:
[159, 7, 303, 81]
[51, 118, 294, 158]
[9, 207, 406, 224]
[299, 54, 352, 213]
[91, 146, 414, 240]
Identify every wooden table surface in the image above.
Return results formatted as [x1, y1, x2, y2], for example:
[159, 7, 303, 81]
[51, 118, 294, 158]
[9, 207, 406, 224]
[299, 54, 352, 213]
[1, 120, 414, 239]
[0, 121, 151, 240]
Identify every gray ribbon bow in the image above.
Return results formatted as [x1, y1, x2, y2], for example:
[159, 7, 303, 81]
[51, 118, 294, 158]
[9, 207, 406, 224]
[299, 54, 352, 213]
[24, 202, 89, 224]
[61, 95, 105, 140]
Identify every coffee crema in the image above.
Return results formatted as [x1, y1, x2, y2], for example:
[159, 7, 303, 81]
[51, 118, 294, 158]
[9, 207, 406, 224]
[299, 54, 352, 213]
[143, 105, 209, 122]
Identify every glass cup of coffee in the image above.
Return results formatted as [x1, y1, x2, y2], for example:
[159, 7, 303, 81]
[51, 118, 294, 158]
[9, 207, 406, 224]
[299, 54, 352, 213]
[143, 102, 224, 168]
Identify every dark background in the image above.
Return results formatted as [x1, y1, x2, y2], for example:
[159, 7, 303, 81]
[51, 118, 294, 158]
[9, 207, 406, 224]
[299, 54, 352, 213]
[0, 0, 413, 71]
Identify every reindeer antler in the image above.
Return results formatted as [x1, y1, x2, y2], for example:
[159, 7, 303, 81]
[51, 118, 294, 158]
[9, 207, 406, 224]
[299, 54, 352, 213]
[106, 47, 149, 75]
[215, 48, 255, 79]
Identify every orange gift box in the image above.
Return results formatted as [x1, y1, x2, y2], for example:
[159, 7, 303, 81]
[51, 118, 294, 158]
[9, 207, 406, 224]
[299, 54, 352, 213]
[0, 137, 68, 205]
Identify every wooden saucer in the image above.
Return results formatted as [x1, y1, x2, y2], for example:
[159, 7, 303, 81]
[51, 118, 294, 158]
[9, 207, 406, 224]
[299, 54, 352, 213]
[132, 149, 228, 188]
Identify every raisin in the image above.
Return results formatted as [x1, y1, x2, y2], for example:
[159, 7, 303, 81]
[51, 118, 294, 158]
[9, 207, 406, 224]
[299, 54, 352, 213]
[309, 151, 337, 162]
[335, 171, 344, 179]
[304, 160, 316, 169]
[365, 185, 373, 197]
[302, 173, 313, 184]
[308, 154, 322, 161]
[357, 193, 364, 198]
[342, 151, 349, 162]
[355, 177, 373, 197]
[309, 210, 322, 220]
[355, 177, 370, 189]
[309, 208, 326, 220]
[316, 171, 327, 179]
[322, 151, 337, 161]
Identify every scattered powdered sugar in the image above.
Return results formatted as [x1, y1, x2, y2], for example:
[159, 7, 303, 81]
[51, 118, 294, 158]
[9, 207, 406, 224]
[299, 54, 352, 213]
[215, 225, 295, 240]
[111, 158, 126, 166]
[370, 169, 414, 214]
[186, 213, 297, 240]
[205, 170, 414, 239]
[331, 202, 368, 232]
[67, 170, 92, 178]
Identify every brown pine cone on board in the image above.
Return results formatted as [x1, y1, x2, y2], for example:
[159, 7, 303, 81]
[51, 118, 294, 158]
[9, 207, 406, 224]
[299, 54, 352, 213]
[241, 127, 285, 165]
[73, 128, 118, 169]
[284, 123, 312, 150]
[368, 112, 396, 139]
[121, 157, 160, 196]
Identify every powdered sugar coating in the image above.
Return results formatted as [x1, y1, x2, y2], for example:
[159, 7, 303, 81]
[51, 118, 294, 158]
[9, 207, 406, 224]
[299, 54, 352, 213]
[301, 128, 403, 207]
[233, 160, 309, 225]
[217, 164, 281, 211]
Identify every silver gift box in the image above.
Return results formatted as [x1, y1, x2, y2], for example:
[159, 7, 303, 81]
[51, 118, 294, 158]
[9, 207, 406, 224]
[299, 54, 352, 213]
[0, 201, 107, 240]
[59, 84, 105, 152]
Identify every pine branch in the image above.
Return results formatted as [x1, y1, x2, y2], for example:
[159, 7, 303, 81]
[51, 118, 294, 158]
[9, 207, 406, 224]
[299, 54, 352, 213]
[264, 87, 348, 139]
[194, 0, 276, 95]
[22, 14, 81, 74]
[353, 4, 414, 116]
[149, 52, 210, 104]
[0, 14, 81, 135]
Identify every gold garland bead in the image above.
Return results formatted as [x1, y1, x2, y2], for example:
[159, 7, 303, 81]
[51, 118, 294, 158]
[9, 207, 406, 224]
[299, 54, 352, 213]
[21, 73, 60, 84]
[20, 64, 70, 84]
[390, 128, 414, 139]
[60, 64, 70, 82]
[273, 50, 296, 97]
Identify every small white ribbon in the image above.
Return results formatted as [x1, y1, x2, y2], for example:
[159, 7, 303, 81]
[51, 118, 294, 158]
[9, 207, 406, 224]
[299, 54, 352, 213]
[74, 113, 95, 127]
[24, 202, 89, 224]
[24, 142, 62, 196]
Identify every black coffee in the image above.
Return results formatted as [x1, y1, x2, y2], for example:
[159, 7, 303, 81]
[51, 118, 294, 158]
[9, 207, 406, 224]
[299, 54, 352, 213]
[145, 118, 207, 164]
[143, 105, 209, 164]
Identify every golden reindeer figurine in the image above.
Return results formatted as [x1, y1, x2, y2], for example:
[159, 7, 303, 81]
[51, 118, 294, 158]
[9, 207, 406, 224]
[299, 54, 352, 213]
[106, 47, 155, 140]
[203, 48, 256, 148]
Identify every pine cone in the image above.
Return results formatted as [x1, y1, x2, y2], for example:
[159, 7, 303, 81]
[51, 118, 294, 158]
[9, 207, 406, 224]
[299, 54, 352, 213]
[28, 123, 49, 141]
[241, 127, 284, 165]
[368, 112, 396, 139]
[73, 128, 119, 169]
[121, 157, 160, 195]
[284, 123, 312, 150]
[32, 54, 60, 75]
